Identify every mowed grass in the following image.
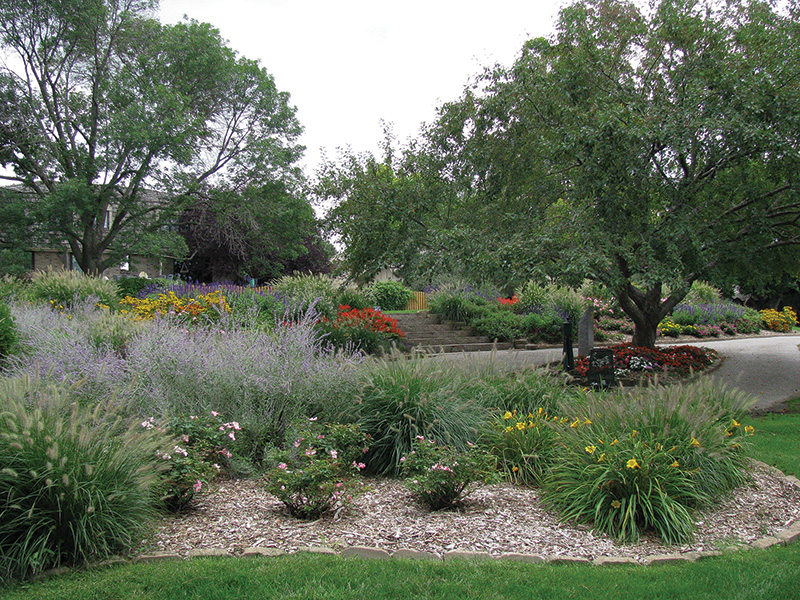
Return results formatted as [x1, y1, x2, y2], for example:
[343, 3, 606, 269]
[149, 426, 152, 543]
[2, 400, 800, 600]
[2, 548, 800, 600]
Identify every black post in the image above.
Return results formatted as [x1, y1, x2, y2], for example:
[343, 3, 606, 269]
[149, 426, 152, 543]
[562, 322, 574, 372]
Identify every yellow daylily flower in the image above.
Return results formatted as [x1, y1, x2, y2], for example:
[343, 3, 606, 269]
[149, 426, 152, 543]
[731, 419, 741, 428]
[744, 425, 754, 435]
[670, 460, 679, 467]
[503, 411, 513, 420]
[610, 439, 619, 446]
[598, 453, 606, 462]
[516, 422, 525, 431]
[585, 445, 597, 455]
[583, 417, 592, 425]
[626, 458, 640, 469]
[690, 437, 700, 447]
[570, 418, 580, 428]
[611, 500, 621, 509]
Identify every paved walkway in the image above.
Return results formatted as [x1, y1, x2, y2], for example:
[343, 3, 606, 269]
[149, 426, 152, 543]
[433, 335, 800, 412]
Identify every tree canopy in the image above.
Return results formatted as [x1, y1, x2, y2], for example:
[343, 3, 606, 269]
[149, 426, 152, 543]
[0, 0, 305, 274]
[321, 0, 800, 346]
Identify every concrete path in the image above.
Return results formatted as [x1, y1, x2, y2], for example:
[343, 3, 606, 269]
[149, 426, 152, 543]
[432, 335, 800, 412]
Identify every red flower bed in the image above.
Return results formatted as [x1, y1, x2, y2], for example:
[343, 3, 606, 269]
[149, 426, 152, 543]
[574, 343, 718, 377]
[322, 305, 404, 338]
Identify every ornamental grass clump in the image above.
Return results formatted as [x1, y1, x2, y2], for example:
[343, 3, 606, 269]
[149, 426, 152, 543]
[29, 269, 119, 308]
[543, 379, 755, 544]
[0, 376, 166, 580]
[366, 280, 414, 311]
[357, 355, 489, 475]
[400, 436, 496, 510]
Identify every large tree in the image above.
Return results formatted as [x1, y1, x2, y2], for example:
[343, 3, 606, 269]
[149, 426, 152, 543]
[0, 0, 304, 274]
[412, 0, 800, 346]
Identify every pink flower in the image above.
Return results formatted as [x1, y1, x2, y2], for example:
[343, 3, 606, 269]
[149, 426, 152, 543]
[353, 461, 366, 470]
[181, 434, 190, 443]
[293, 439, 303, 448]
[308, 417, 318, 421]
[277, 463, 287, 470]
[228, 431, 236, 441]
[213, 463, 221, 471]
[210, 410, 220, 417]
[330, 449, 338, 459]
[193, 480, 202, 492]
[305, 447, 316, 457]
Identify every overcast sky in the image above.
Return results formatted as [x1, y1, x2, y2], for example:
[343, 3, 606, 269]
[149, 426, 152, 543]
[158, 0, 563, 177]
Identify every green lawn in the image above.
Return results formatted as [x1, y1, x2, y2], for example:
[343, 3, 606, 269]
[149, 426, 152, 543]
[2, 403, 799, 600]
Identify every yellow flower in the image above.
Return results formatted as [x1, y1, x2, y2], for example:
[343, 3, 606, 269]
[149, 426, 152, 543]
[598, 453, 606, 462]
[585, 445, 597, 455]
[626, 458, 640, 469]
[610, 439, 619, 446]
[631, 430, 638, 438]
[583, 417, 592, 425]
[744, 425, 754, 435]
[503, 411, 513, 420]
[570, 418, 580, 428]
[731, 419, 741, 428]
[670, 460, 679, 467]
[516, 422, 525, 431]
[690, 437, 700, 447]
[505, 426, 513, 433]
[538, 407, 544, 415]
[611, 500, 621, 509]
[512, 466, 519, 472]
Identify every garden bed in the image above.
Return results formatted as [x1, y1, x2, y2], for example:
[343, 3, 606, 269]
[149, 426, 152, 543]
[140, 462, 800, 562]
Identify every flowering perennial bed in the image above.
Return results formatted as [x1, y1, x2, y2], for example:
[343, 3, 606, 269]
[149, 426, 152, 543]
[574, 344, 718, 378]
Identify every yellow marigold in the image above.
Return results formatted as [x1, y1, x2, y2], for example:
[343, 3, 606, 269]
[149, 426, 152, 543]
[626, 458, 640, 469]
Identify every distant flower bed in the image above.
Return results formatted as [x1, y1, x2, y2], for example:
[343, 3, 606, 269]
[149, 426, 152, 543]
[574, 344, 718, 378]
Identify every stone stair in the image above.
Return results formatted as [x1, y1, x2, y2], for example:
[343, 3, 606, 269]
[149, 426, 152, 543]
[392, 312, 513, 353]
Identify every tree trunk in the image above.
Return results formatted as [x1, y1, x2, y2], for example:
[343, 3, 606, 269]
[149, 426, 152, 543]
[616, 280, 688, 349]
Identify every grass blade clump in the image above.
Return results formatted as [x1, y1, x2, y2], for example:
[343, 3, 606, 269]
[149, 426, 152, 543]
[0, 376, 166, 581]
[542, 379, 756, 544]
[357, 354, 489, 475]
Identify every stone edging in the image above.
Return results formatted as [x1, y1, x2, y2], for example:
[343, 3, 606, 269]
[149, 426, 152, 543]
[121, 460, 800, 570]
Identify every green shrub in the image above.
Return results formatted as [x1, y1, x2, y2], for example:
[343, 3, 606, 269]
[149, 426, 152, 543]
[400, 437, 496, 510]
[366, 280, 414, 311]
[0, 377, 165, 580]
[357, 356, 489, 475]
[427, 292, 477, 323]
[0, 300, 18, 360]
[472, 310, 525, 342]
[272, 272, 339, 320]
[542, 380, 755, 544]
[521, 310, 564, 343]
[0, 275, 30, 302]
[337, 287, 371, 310]
[735, 307, 763, 334]
[29, 269, 119, 308]
[116, 276, 158, 299]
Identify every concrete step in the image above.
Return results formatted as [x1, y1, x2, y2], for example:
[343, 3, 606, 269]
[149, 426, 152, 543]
[393, 311, 506, 353]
